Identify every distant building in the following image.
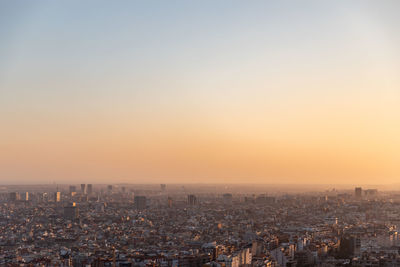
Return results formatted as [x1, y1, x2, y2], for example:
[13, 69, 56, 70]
[22, 192, 29, 201]
[188, 194, 197, 206]
[364, 189, 378, 197]
[54, 191, 61, 202]
[9, 192, 20, 202]
[107, 185, 113, 194]
[160, 184, 166, 191]
[244, 196, 255, 204]
[256, 194, 276, 205]
[338, 235, 360, 258]
[64, 202, 79, 220]
[168, 196, 173, 208]
[87, 184, 93, 194]
[134, 196, 147, 210]
[223, 193, 233, 204]
[69, 185, 77, 194]
[355, 187, 362, 199]
[80, 184, 86, 194]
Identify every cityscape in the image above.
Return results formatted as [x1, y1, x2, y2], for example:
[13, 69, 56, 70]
[2, 184, 400, 266]
[1, 1, 400, 266]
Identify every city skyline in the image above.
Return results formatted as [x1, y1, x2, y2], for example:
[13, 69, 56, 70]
[1, 1, 400, 184]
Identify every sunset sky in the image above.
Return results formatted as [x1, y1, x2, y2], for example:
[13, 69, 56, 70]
[0, 1, 399, 184]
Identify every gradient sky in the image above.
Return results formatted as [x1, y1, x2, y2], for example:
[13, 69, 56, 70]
[0, 1, 399, 184]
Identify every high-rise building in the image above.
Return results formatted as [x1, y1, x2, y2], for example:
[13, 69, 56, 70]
[64, 202, 79, 220]
[54, 191, 61, 202]
[87, 184, 93, 194]
[188, 194, 197, 206]
[338, 235, 360, 258]
[9, 192, 20, 202]
[355, 187, 362, 199]
[69, 185, 77, 194]
[160, 184, 166, 191]
[81, 184, 86, 194]
[134, 196, 147, 210]
[168, 196, 173, 208]
[22, 192, 29, 201]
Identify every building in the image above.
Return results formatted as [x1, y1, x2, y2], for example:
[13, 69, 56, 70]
[168, 196, 173, 208]
[338, 235, 360, 258]
[364, 189, 378, 197]
[160, 184, 166, 191]
[22, 192, 29, 201]
[69, 185, 77, 194]
[355, 187, 362, 199]
[255, 194, 276, 205]
[134, 196, 147, 210]
[188, 194, 197, 206]
[107, 185, 113, 194]
[9, 192, 20, 202]
[64, 202, 79, 220]
[54, 191, 61, 202]
[87, 184, 93, 194]
[81, 184, 86, 194]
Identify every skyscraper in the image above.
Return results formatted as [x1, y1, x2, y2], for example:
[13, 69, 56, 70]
[355, 187, 362, 199]
[9, 192, 20, 202]
[54, 191, 61, 202]
[87, 184, 93, 194]
[81, 184, 86, 194]
[168, 196, 173, 208]
[69, 185, 77, 194]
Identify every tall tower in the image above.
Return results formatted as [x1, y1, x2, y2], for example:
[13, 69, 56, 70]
[81, 184, 86, 194]
[87, 184, 93, 194]
[355, 187, 362, 199]
[168, 196, 173, 208]
[54, 191, 61, 202]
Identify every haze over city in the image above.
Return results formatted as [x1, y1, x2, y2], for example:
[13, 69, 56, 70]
[1, 1, 400, 185]
[4, 2, 400, 267]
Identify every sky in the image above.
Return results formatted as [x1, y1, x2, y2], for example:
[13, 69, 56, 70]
[0, 1, 399, 185]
